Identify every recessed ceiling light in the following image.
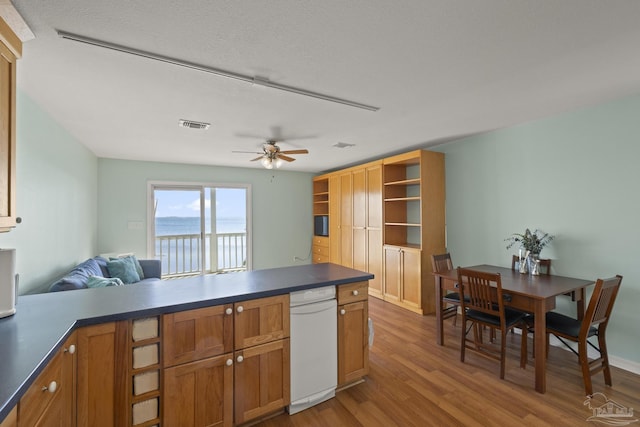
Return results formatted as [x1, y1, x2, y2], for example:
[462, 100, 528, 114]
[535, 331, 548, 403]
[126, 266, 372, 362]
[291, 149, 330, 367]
[333, 142, 356, 149]
[178, 119, 210, 130]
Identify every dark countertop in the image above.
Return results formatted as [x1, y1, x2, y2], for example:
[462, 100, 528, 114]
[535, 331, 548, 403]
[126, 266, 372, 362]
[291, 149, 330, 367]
[0, 263, 373, 421]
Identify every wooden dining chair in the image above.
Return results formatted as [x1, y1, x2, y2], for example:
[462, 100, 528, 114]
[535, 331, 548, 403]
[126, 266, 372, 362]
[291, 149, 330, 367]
[457, 268, 528, 379]
[431, 253, 460, 329]
[545, 275, 622, 396]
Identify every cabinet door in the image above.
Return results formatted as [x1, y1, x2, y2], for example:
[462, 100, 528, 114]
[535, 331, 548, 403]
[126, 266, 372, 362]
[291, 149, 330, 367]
[400, 247, 422, 310]
[164, 304, 233, 367]
[234, 339, 290, 424]
[234, 295, 289, 350]
[329, 174, 341, 264]
[338, 301, 369, 386]
[339, 172, 353, 267]
[19, 333, 76, 427]
[352, 168, 367, 272]
[0, 406, 16, 427]
[164, 353, 233, 427]
[366, 164, 383, 296]
[0, 23, 19, 232]
[77, 322, 124, 427]
[383, 246, 401, 303]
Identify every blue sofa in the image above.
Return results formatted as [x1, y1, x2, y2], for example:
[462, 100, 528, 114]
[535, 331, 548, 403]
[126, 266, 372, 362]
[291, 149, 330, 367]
[49, 256, 162, 292]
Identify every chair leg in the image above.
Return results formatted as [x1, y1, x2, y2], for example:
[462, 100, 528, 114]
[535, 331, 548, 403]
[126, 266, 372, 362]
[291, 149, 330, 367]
[578, 339, 593, 396]
[460, 318, 467, 362]
[500, 329, 507, 379]
[598, 332, 613, 387]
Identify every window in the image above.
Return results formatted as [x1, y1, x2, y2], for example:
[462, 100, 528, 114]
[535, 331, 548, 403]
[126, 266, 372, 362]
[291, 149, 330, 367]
[148, 182, 251, 278]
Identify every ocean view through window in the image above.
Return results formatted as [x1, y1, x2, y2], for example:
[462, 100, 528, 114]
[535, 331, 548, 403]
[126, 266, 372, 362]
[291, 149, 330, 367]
[150, 184, 250, 277]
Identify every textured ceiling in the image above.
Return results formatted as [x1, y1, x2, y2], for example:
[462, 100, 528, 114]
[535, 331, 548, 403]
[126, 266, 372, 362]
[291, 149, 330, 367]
[12, 0, 640, 172]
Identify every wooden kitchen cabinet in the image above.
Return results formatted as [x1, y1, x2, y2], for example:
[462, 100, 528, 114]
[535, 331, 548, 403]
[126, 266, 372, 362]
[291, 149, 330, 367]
[312, 236, 330, 263]
[164, 304, 233, 367]
[0, 406, 16, 427]
[163, 306, 234, 427]
[234, 294, 289, 350]
[337, 281, 369, 386]
[383, 245, 422, 313]
[234, 339, 290, 424]
[234, 294, 290, 424]
[76, 322, 127, 427]
[0, 17, 20, 232]
[19, 333, 76, 427]
[352, 162, 383, 298]
[164, 353, 233, 427]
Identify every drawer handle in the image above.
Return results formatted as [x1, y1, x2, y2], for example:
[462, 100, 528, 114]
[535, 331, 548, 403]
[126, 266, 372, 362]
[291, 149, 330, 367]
[64, 345, 76, 354]
[226, 358, 233, 366]
[42, 381, 57, 393]
[340, 309, 346, 315]
[225, 307, 233, 315]
[237, 355, 244, 363]
[352, 290, 359, 296]
[236, 306, 244, 313]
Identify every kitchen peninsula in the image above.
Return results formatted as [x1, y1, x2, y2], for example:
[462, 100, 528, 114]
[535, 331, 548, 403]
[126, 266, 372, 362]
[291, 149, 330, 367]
[0, 263, 373, 426]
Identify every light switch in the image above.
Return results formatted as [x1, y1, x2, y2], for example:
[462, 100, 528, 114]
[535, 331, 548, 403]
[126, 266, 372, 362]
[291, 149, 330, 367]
[128, 221, 144, 230]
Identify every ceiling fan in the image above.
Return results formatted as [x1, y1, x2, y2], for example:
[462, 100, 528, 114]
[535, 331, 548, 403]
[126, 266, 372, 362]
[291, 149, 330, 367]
[233, 140, 309, 169]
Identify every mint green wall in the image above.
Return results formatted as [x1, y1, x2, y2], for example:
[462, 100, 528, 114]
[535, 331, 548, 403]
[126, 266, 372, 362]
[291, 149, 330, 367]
[436, 93, 640, 364]
[97, 159, 314, 270]
[0, 91, 98, 294]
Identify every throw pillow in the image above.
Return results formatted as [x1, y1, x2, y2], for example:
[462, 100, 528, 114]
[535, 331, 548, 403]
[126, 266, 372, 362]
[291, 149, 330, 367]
[110, 255, 145, 280]
[106, 258, 141, 284]
[86, 276, 124, 288]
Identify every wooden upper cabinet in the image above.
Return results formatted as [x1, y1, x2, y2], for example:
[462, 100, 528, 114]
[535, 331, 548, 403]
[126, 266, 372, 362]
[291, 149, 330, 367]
[0, 17, 21, 232]
[163, 304, 233, 367]
[234, 294, 289, 350]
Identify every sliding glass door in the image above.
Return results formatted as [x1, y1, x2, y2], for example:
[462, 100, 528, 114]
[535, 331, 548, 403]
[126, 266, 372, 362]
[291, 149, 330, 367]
[149, 183, 250, 278]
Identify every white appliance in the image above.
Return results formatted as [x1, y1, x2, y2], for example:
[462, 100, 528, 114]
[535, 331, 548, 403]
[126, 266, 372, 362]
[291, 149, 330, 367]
[288, 285, 337, 415]
[0, 248, 17, 319]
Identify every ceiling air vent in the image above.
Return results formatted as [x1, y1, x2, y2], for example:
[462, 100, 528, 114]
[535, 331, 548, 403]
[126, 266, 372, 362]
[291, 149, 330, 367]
[179, 119, 210, 130]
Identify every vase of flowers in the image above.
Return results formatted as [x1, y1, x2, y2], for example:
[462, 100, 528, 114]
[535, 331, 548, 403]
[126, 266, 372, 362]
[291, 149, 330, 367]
[505, 228, 554, 275]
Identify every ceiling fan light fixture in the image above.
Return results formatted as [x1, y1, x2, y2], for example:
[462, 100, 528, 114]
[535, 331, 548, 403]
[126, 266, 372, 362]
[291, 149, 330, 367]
[274, 157, 283, 168]
[261, 157, 273, 169]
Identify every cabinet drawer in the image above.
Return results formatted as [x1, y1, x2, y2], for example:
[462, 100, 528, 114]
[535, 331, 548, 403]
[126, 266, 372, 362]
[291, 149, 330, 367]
[312, 236, 329, 247]
[312, 245, 329, 257]
[19, 350, 64, 427]
[313, 254, 330, 264]
[337, 281, 369, 304]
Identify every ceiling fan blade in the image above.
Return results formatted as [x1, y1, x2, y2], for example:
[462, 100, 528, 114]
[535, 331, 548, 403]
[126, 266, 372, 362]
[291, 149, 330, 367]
[280, 149, 308, 155]
[250, 156, 264, 161]
[278, 154, 296, 162]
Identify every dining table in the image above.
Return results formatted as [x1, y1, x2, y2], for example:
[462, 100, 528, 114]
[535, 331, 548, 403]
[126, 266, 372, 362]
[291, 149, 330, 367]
[432, 264, 594, 393]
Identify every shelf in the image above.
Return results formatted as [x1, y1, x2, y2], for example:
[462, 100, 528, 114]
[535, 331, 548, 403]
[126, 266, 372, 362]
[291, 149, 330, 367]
[384, 178, 421, 186]
[385, 222, 421, 227]
[314, 191, 329, 196]
[384, 197, 420, 202]
[384, 243, 421, 250]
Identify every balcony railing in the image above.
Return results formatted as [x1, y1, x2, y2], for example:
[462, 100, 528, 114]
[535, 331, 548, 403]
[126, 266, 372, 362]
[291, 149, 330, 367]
[156, 232, 247, 278]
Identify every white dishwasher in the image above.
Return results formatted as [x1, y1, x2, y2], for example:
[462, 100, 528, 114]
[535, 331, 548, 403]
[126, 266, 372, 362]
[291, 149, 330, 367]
[288, 285, 337, 415]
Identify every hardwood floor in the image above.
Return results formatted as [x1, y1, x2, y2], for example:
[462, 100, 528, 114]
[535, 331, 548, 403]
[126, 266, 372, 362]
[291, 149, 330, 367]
[256, 297, 640, 427]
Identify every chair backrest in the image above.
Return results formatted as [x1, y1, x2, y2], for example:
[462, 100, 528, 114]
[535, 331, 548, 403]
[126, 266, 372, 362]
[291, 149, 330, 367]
[581, 275, 623, 337]
[431, 253, 454, 273]
[511, 254, 551, 275]
[457, 267, 505, 323]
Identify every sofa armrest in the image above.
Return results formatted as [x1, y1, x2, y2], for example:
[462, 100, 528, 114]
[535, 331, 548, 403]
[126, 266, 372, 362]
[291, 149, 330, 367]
[139, 259, 162, 279]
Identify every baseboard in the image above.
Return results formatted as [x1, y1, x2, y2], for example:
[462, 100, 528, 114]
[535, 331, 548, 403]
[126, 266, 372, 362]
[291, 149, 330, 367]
[547, 335, 640, 375]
